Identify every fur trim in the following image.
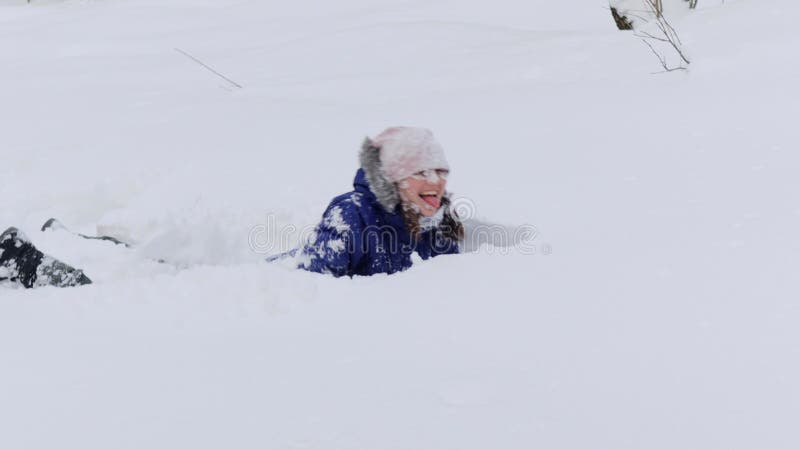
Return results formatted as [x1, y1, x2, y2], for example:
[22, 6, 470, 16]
[360, 137, 401, 212]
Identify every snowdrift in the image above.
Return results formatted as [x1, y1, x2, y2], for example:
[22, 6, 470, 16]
[1, 0, 798, 448]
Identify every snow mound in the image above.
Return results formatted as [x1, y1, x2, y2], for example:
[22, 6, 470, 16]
[2, 0, 799, 449]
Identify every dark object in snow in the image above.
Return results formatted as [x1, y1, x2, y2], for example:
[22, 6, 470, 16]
[0, 227, 92, 288]
[42, 218, 130, 247]
[610, 7, 633, 30]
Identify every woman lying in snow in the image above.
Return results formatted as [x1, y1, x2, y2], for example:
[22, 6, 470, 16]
[285, 126, 462, 276]
[0, 127, 463, 288]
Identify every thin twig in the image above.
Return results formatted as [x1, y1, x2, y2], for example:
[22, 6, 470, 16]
[174, 48, 243, 89]
[660, 14, 684, 45]
[637, 30, 670, 42]
[641, 38, 669, 71]
[636, 0, 691, 70]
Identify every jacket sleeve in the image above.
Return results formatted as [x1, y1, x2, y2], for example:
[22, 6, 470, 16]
[416, 227, 461, 261]
[296, 198, 364, 277]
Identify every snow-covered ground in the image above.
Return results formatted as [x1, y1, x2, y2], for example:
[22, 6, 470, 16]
[2, 0, 799, 448]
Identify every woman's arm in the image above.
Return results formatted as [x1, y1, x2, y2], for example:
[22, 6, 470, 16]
[296, 199, 364, 277]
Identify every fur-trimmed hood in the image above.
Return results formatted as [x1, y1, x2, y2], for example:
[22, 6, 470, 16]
[357, 138, 463, 243]
[359, 137, 401, 213]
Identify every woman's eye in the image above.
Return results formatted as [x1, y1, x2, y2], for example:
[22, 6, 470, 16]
[411, 169, 448, 181]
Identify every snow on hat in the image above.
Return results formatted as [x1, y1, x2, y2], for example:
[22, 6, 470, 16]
[372, 127, 449, 182]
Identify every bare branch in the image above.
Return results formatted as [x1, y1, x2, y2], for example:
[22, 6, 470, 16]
[175, 48, 243, 89]
[635, 0, 690, 71]
[636, 31, 670, 42]
[641, 38, 669, 71]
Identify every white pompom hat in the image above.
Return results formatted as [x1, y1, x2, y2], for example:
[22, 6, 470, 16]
[371, 127, 449, 182]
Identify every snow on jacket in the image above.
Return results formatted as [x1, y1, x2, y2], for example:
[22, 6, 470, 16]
[295, 168, 461, 277]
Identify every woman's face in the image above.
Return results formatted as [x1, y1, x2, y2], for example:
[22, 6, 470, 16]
[397, 169, 449, 217]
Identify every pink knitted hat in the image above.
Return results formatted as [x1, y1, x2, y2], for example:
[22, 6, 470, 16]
[371, 127, 449, 182]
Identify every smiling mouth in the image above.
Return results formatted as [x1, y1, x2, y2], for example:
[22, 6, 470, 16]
[419, 192, 441, 209]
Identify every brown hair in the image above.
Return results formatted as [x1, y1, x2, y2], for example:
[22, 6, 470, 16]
[401, 195, 464, 242]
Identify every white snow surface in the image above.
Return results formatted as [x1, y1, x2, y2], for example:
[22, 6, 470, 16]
[2, 0, 800, 448]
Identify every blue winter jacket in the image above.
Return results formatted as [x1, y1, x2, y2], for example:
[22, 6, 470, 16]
[294, 169, 460, 277]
